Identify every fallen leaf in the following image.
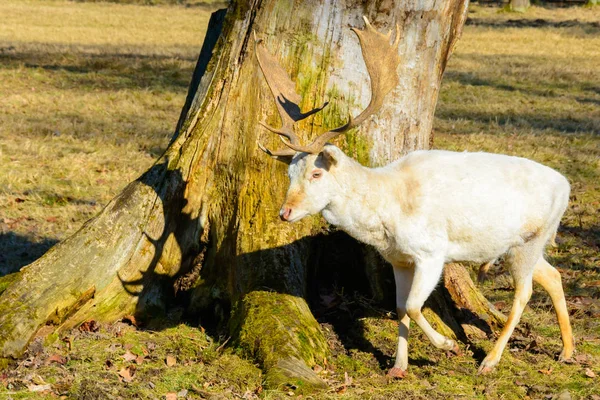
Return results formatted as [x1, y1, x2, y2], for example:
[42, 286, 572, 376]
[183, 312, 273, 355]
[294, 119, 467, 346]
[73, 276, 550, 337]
[584, 280, 600, 287]
[177, 389, 188, 397]
[62, 336, 72, 351]
[27, 384, 52, 392]
[122, 351, 137, 362]
[585, 368, 596, 378]
[344, 371, 352, 386]
[46, 216, 58, 223]
[556, 390, 571, 400]
[135, 355, 144, 365]
[122, 315, 138, 327]
[494, 301, 506, 311]
[320, 293, 340, 309]
[574, 354, 589, 364]
[165, 392, 177, 400]
[336, 386, 346, 394]
[108, 343, 121, 353]
[538, 367, 553, 375]
[47, 354, 66, 365]
[79, 320, 100, 333]
[166, 355, 177, 367]
[14, 198, 25, 203]
[118, 365, 136, 383]
[528, 384, 550, 394]
[30, 375, 46, 385]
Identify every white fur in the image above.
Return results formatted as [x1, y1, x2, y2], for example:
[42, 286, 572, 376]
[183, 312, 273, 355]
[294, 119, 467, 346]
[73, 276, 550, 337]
[279, 145, 573, 374]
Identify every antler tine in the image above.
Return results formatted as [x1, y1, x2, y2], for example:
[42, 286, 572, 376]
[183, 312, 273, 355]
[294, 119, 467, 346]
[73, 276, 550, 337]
[255, 39, 301, 145]
[258, 121, 297, 142]
[257, 141, 297, 158]
[255, 36, 329, 159]
[283, 16, 401, 155]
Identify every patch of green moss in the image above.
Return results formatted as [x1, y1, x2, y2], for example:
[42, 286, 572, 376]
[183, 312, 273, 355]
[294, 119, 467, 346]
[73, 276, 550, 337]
[44, 333, 60, 347]
[335, 351, 377, 377]
[0, 272, 19, 296]
[230, 291, 329, 390]
[0, 358, 10, 371]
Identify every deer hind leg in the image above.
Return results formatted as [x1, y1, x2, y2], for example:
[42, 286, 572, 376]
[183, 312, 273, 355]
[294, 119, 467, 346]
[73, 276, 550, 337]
[478, 245, 537, 374]
[405, 257, 458, 353]
[533, 257, 574, 360]
[477, 260, 495, 283]
[388, 265, 414, 378]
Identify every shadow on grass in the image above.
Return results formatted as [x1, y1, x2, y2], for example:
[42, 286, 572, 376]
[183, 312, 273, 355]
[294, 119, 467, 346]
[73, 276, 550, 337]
[438, 108, 600, 135]
[439, 59, 600, 135]
[0, 232, 59, 276]
[466, 17, 600, 31]
[551, 224, 600, 272]
[0, 44, 198, 92]
[445, 65, 600, 98]
[18, 112, 174, 146]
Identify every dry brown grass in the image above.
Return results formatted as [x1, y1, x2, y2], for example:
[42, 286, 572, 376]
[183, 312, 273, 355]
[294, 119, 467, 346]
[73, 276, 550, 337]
[0, 2, 599, 399]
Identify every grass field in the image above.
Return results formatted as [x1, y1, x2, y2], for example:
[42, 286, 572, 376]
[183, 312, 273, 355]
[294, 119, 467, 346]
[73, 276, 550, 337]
[1, 1, 600, 398]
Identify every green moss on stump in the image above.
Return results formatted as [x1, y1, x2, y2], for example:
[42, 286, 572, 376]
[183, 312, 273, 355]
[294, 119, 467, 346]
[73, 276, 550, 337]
[230, 291, 329, 390]
[0, 272, 19, 296]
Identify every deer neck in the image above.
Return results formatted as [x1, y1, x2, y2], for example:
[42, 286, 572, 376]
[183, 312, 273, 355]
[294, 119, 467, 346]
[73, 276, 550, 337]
[321, 161, 391, 249]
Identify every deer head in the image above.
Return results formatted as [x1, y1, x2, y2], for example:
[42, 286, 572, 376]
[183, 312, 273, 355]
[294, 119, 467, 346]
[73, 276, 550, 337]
[256, 16, 401, 222]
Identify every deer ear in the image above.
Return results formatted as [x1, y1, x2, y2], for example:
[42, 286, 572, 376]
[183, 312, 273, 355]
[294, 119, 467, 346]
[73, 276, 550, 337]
[318, 145, 341, 170]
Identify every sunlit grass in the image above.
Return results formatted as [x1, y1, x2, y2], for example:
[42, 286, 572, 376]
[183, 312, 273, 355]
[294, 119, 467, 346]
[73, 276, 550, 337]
[0, 1, 599, 398]
[0, 0, 215, 273]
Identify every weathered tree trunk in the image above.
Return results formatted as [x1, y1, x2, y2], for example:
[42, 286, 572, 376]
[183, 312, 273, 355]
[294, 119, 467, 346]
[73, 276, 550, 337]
[0, 0, 504, 390]
[509, 0, 530, 12]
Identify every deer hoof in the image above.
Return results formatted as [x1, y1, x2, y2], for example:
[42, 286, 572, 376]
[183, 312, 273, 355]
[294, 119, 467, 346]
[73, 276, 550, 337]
[387, 367, 408, 379]
[447, 342, 462, 357]
[477, 362, 495, 375]
[558, 348, 574, 362]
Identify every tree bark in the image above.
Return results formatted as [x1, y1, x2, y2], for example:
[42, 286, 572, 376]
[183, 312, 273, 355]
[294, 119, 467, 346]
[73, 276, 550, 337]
[509, 0, 530, 12]
[0, 0, 504, 390]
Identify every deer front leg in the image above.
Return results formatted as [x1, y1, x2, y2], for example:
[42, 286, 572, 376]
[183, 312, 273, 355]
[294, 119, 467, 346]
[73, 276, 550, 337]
[388, 266, 414, 378]
[406, 257, 458, 353]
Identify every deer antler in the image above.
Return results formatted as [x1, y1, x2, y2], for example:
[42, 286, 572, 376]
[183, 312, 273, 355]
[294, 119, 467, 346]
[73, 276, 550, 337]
[255, 36, 328, 158]
[257, 16, 400, 158]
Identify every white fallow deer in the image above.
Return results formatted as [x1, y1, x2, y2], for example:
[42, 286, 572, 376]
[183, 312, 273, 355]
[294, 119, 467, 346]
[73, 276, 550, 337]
[255, 17, 574, 377]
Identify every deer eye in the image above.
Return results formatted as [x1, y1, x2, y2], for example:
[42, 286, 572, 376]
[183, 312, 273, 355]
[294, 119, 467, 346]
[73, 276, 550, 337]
[311, 170, 322, 179]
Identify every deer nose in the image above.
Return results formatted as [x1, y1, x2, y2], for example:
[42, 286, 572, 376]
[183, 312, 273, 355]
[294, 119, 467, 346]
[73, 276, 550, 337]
[280, 207, 292, 221]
